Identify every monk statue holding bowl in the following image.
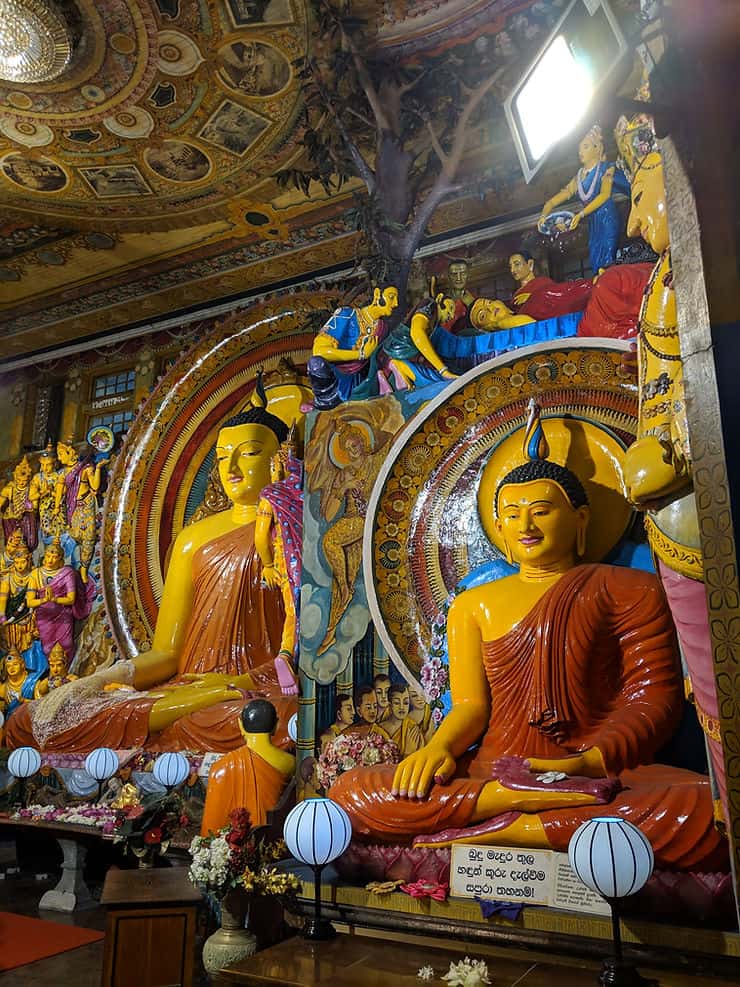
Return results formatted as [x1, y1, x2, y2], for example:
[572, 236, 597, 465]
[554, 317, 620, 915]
[331, 401, 725, 872]
[7, 380, 297, 754]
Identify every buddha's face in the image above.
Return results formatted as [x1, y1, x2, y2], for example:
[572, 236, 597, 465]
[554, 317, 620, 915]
[49, 647, 69, 678]
[408, 685, 426, 711]
[13, 552, 31, 575]
[57, 442, 78, 466]
[471, 299, 512, 331]
[44, 544, 64, 570]
[390, 688, 410, 720]
[448, 262, 468, 291]
[374, 679, 390, 710]
[496, 480, 589, 568]
[337, 698, 355, 726]
[357, 692, 378, 724]
[6, 530, 24, 555]
[14, 460, 31, 484]
[626, 153, 669, 254]
[216, 422, 279, 506]
[5, 653, 24, 678]
[509, 254, 534, 285]
[578, 132, 603, 168]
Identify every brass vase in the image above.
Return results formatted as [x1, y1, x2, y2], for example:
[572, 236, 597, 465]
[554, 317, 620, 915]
[202, 888, 257, 976]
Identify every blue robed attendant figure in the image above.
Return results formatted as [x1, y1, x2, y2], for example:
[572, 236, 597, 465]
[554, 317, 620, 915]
[308, 287, 399, 410]
[539, 125, 630, 274]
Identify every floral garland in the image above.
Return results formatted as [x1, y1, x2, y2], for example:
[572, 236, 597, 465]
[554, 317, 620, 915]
[14, 803, 119, 834]
[420, 611, 452, 724]
[189, 808, 301, 900]
[316, 730, 400, 791]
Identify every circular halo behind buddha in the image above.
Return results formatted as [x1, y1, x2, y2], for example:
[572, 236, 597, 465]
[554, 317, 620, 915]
[365, 340, 639, 679]
[0, 0, 74, 84]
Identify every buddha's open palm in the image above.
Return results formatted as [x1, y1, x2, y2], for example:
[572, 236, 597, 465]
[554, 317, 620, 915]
[391, 743, 456, 799]
[526, 747, 606, 778]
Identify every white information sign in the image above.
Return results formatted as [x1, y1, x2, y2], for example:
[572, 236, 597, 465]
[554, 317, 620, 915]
[552, 853, 611, 915]
[450, 845, 554, 905]
[198, 752, 223, 778]
[450, 845, 610, 915]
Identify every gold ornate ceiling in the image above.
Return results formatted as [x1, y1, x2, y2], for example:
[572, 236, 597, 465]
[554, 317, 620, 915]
[0, 0, 575, 361]
[0, 0, 308, 227]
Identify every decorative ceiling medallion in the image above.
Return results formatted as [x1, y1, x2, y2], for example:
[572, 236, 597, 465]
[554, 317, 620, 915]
[0, 0, 73, 84]
[156, 30, 203, 77]
[104, 105, 154, 138]
[217, 40, 291, 98]
[0, 116, 54, 146]
[0, 151, 68, 192]
[144, 139, 211, 182]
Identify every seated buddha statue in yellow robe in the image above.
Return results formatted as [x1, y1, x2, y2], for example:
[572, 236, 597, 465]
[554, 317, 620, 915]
[331, 405, 725, 872]
[7, 394, 297, 754]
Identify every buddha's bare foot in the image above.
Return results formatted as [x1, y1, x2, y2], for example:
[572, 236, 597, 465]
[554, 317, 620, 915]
[274, 654, 298, 696]
[473, 779, 605, 822]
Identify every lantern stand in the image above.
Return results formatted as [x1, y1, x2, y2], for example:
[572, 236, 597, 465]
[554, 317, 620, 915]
[283, 797, 352, 942]
[599, 898, 655, 987]
[306, 863, 334, 941]
[568, 817, 658, 987]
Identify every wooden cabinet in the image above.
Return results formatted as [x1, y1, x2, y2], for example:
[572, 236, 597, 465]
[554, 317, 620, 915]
[101, 866, 201, 987]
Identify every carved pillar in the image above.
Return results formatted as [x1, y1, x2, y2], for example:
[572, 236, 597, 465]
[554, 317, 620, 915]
[661, 0, 740, 915]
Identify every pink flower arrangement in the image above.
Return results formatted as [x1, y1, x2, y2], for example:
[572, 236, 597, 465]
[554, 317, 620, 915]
[420, 656, 449, 702]
[317, 731, 400, 791]
[15, 804, 119, 835]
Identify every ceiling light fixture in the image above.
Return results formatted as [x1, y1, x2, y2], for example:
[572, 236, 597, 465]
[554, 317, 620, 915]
[0, 0, 73, 84]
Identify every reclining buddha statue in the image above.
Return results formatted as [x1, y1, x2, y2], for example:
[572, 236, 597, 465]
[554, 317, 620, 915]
[7, 382, 298, 754]
[331, 402, 726, 872]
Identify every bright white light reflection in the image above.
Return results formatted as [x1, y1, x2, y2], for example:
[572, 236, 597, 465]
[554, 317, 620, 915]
[516, 34, 593, 161]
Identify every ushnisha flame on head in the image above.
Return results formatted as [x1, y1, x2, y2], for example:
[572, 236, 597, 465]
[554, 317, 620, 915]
[493, 399, 589, 517]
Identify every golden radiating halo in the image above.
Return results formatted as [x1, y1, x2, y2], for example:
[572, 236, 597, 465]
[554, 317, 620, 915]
[477, 415, 631, 563]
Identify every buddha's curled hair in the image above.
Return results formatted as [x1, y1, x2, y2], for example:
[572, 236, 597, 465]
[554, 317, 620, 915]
[495, 459, 589, 516]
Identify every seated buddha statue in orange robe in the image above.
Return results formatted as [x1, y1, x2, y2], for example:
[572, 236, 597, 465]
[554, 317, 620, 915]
[7, 397, 297, 755]
[331, 408, 726, 872]
[201, 699, 295, 836]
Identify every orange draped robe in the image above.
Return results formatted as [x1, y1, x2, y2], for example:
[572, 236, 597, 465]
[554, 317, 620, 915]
[331, 565, 726, 871]
[8, 524, 296, 753]
[200, 748, 290, 836]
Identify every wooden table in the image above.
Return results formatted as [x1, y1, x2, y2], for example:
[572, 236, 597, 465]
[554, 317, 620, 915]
[0, 815, 113, 911]
[101, 865, 202, 987]
[215, 931, 727, 987]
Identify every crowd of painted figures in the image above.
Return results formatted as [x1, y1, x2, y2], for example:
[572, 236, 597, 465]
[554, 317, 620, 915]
[319, 676, 436, 758]
[0, 440, 103, 718]
[0, 96, 729, 874]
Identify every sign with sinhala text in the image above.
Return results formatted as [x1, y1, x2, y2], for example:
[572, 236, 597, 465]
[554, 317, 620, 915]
[450, 845, 610, 915]
[450, 845, 553, 905]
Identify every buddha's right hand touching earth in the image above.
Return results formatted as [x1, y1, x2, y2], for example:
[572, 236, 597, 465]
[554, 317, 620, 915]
[391, 742, 457, 799]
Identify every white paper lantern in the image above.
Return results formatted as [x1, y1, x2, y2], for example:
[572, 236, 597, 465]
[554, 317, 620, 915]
[8, 746, 41, 778]
[283, 797, 352, 867]
[568, 816, 654, 899]
[84, 747, 119, 782]
[287, 713, 298, 743]
[153, 752, 190, 789]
